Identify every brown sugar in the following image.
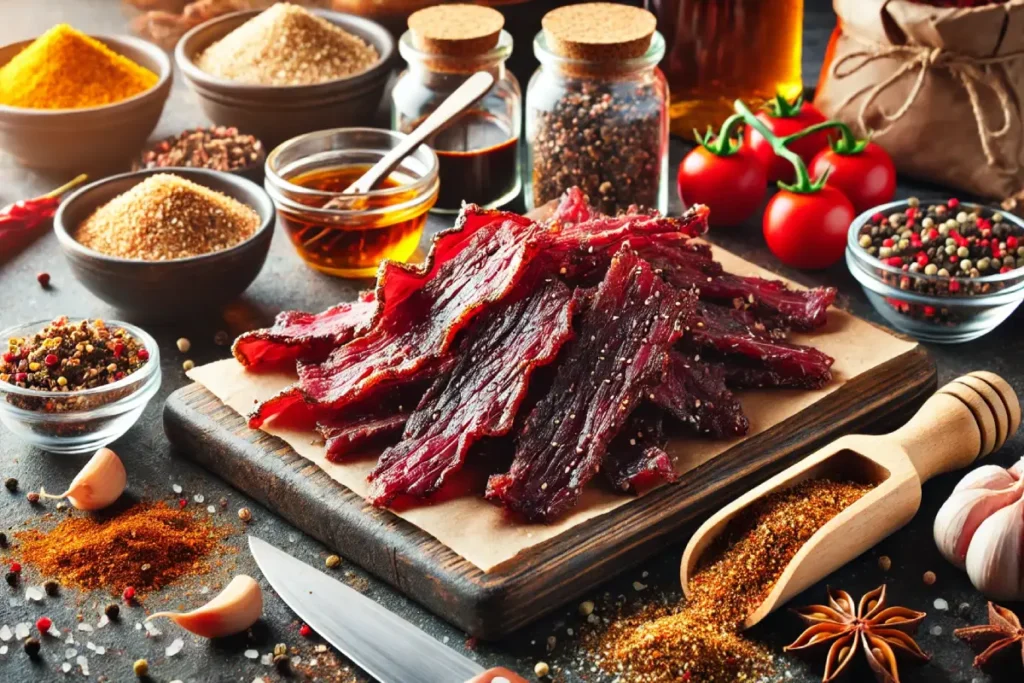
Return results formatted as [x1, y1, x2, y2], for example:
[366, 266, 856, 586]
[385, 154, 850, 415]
[541, 3, 657, 61]
[74, 173, 260, 260]
[196, 3, 379, 86]
[408, 4, 504, 56]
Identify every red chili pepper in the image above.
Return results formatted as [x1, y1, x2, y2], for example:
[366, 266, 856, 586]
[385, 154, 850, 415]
[0, 174, 87, 256]
[10, 562, 21, 573]
[299, 623, 312, 637]
[123, 586, 136, 602]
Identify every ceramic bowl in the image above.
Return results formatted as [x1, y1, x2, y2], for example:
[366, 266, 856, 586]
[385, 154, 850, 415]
[846, 198, 1024, 344]
[53, 168, 275, 321]
[0, 34, 172, 172]
[175, 9, 395, 150]
[0, 319, 161, 455]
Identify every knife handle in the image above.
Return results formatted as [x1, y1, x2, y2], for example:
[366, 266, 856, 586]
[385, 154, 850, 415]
[465, 667, 530, 683]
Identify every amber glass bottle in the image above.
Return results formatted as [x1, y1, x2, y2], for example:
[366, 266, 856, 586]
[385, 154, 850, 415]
[646, 0, 804, 138]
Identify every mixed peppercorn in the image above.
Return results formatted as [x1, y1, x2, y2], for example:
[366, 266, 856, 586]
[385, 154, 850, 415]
[1, 317, 149, 405]
[134, 126, 263, 174]
[856, 198, 1024, 296]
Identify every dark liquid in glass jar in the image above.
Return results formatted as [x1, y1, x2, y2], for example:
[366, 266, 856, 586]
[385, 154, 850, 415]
[422, 111, 519, 211]
[279, 165, 431, 278]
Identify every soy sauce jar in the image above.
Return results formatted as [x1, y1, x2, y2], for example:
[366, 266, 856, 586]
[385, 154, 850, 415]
[525, 3, 669, 216]
[392, 4, 522, 213]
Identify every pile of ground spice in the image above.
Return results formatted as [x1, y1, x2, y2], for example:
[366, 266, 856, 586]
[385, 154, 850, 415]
[0, 24, 157, 109]
[13, 501, 227, 594]
[195, 3, 379, 86]
[74, 173, 260, 260]
[1, 317, 149, 392]
[591, 478, 874, 681]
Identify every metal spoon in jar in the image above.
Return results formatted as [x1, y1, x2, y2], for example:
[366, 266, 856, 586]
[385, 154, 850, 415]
[324, 70, 496, 209]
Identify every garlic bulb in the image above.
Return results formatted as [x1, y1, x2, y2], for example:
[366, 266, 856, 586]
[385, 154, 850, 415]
[147, 575, 262, 638]
[39, 447, 126, 511]
[934, 456, 1024, 599]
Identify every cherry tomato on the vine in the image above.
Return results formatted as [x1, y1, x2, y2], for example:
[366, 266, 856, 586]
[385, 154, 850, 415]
[745, 95, 829, 184]
[810, 142, 896, 214]
[677, 144, 766, 227]
[763, 186, 855, 270]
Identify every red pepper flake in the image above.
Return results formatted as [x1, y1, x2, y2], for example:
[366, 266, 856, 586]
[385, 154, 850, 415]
[948, 198, 960, 209]
[2, 352, 13, 364]
[10, 562, 21, 573]
[299, 623, 312, 638]
[14, 372, 27, 383]
[36, 272, 50, 288]
[882, 238, 894, 248]
[44, 354, 58, 367]
[905, 207, 917, 220]
[923, 306, 936, 317]
[1001, 266, 1013, 274]
[123, 586, 136, 603]
[916, 252, 929, 267]
[137, 349, 149, 361]
[872, 213, 884, 223]
[927, 228, 939, 240]
[948, 279, 961, 293]
[178, 498, 187, 509]
[35, 617, 52, 633]
[886, 257, 904, 267]
[113, 342, 125, 359]
[1009, 236, 1020, 250]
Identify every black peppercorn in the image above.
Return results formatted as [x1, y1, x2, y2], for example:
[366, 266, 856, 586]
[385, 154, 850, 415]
[4, 477, 17, 492]
[43, 580, 59, 596]
[104, 603, 120, 620]
[0, 531, 7, 548]
[273, 654, 291, 672]
[5, 571, 18, 586]
[23, 637, 40, 657]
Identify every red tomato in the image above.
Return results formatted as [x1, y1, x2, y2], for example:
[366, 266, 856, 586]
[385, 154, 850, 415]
[810, 142, 897, 214]
[677, 145, 767, 227]
[763, 186, 855, 269]
[745, 100, 829, 184]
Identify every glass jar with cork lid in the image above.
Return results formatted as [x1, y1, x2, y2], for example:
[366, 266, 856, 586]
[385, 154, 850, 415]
[392, 3, 522, 213]
[525, 3, 669, 216]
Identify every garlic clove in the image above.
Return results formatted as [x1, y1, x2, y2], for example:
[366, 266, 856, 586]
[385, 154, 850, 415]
[934, 485, 1024, 568]
[147, 575, 262, 639]
[39, 447, 126, 511]
[952, 464, 1019, 494]
[1009, 455, 1024, 479]
[965, 496, 1024, 601]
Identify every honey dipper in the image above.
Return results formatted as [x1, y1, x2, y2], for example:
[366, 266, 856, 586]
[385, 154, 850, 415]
[681, 371, 1020, 629]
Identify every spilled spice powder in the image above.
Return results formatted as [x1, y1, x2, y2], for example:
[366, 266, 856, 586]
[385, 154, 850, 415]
[13, 501, 228, 595]
[592, 478, 874, 681]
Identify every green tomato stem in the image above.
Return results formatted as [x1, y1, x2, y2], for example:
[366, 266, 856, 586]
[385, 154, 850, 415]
[734, 99, 823, 194]
[779, 120, 868, 155]
[698, 114, 747, 156]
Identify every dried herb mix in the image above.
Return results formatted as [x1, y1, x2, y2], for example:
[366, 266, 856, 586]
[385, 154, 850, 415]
[591, 478, 874, 681]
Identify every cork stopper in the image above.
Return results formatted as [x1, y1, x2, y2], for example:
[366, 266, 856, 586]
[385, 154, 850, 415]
[408, 4, 505, 57]
[542, 3, 657, 61]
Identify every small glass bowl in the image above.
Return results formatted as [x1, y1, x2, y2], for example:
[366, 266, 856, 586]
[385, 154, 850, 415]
[265, 128, 439, 278]
[846, 199, 1024, 344]
[0, 320, 162, 454]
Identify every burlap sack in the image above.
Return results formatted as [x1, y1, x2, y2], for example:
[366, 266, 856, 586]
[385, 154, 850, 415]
[814, 0, 1024, 200]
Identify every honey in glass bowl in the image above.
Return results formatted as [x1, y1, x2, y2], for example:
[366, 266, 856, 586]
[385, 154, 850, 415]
[265, 128, 440, 279]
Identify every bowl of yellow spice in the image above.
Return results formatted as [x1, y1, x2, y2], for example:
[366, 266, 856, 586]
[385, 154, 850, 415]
[0, 24, 171, 171]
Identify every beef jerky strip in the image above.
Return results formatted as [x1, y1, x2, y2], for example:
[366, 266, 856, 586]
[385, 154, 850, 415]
[713, 353, 834, 390]
[604, 408, 676, 493]
[249, 220, 543, 427]
[367, 279, 578, 506]
[652, 350, 749, 438]
[688, 302, 834, 388]
[486, 248, 694, 522]
[640, 241, 836, 330]
[232, 291, 377, 371]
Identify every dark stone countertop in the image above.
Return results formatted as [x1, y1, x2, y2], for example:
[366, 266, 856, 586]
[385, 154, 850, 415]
[1, 1, 1022, 682]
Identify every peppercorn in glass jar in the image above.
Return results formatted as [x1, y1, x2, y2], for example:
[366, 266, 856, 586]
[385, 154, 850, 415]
[392, 4, 521, 213]
[525, 3, 669, 216]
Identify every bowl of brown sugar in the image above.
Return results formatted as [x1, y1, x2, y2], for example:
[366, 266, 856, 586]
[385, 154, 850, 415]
[54, 169, 275, 321]
[175, 4, 394, 149]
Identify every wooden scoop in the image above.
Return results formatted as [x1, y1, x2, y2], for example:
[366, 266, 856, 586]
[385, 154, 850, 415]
[681, 371, 1020, 630]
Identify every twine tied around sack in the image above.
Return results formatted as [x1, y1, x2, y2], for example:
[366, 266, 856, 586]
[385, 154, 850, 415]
[830, 37, 1023, 174]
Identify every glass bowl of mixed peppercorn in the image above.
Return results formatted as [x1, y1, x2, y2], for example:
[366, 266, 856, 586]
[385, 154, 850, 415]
[846, 198, 1024, 344]
[0, 317, 160, 454]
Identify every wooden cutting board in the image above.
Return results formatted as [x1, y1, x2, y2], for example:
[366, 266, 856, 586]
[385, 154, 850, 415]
[164, 337, 934, 640]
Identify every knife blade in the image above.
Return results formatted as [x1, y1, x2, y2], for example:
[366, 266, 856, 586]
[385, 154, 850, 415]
[249, 536, 485, 683]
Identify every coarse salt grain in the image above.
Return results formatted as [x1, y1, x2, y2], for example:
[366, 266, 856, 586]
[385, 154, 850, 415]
[24, 586, 44, 601]
[172, 484, 182, 494]
[934, 598, 949, 611]
[77, 655, 89, 675]
[65, 648, 77, 659]
[61, 662, 71, 673]
[97, 615, 109, 628]
[95, 646, 106, 655]
[14, 623, 30, 639]
[166, 638, 184, 657]
[0, 625, 11, 641]
[244, 648, 259, 659]
[77, 623, 93, 632]
[48, 625, 60, 637]
[194, 494, 205, 503]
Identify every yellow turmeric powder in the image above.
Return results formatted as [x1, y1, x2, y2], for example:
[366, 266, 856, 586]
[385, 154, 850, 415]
[0, 24, 158, 110]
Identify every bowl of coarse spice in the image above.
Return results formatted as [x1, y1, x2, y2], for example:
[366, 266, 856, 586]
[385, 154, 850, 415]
[175, 5, 394, 149]
[0, 317, 161, 454]
[847, 197, 1024, 343]
[53, 168, 275, 321]
[0, 29, 172, 171]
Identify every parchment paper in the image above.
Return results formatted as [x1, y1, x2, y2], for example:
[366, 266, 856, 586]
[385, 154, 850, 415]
[188, 248, 918, 572]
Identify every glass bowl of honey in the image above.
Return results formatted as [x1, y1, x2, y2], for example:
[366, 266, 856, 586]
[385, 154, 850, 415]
[264, 128, 440, 278]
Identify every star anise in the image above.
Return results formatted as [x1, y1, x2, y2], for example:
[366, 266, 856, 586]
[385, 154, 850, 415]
[784, 585, 929, 683]
[955, 602, 1024, 675]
